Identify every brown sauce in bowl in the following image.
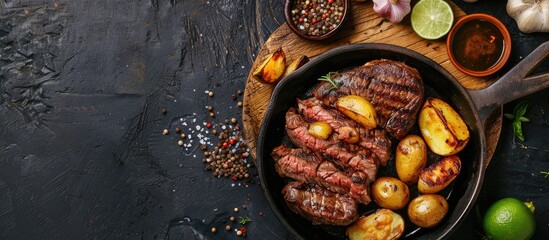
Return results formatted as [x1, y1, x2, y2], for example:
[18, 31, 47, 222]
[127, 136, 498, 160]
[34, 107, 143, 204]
[451, 19, 505, 71]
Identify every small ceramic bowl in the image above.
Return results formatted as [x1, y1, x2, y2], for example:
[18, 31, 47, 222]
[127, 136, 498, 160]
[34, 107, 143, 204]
[284, 0, 351, 41]
[446, 14, 511, 77]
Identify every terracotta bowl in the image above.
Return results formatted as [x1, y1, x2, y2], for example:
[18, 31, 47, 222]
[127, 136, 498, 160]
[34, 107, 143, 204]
[284, 0, 351, 41]
[446, 14, 512, 77]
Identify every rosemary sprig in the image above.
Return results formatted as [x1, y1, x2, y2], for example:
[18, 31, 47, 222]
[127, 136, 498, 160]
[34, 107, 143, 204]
[504, 101, 529, 141]
[541, 170, 549, 178]
[318, 71, 339, 91]
[238, 216, 252, 225]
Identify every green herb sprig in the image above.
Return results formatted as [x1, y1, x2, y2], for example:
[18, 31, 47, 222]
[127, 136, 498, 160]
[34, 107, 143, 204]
[541, 170, 549, 178]
[238, 216, 252, 225]
[318, 71, 339, 91]
[504, 101, 529, 141]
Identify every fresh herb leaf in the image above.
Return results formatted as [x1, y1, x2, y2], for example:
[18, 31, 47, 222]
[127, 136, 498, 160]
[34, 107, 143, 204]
[506, 101, 529, 141]
[318, 71, 339, 90]
[238, 216, 252, 225]
[541, 170, 549, 178]
[504, 113, 515, 120]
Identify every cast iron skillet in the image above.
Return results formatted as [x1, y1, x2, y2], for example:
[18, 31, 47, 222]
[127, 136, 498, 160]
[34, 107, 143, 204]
[256, 43, 549, 239]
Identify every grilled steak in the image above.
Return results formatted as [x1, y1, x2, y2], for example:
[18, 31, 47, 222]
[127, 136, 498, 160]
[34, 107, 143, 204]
[297, 98, 392, 166]
[313, 59, 424, 139]
[272, 145, 371, 205]
[285, 108, 378, 181]
[282, 181, 359, 226]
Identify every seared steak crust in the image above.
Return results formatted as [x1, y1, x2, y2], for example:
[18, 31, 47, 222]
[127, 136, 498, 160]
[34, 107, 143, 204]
[282, 181, 359, 226]
[285, 109, 378, 181]
[272, 145, 371, 205]
[297, 98, 391, 166]
[313, 59, 424, 139]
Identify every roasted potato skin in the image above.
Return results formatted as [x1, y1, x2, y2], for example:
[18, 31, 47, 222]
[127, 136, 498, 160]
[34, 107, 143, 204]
[407, 194, 449, 228]
[347, 209, 405, 240]
[396, 135, 428, 185]
[252, 47, 286, 84]
[336, 95, 378, 129]
[418, 98, 470, 156]
[371, 177, 410, 210]
[418, 155, 461, 194]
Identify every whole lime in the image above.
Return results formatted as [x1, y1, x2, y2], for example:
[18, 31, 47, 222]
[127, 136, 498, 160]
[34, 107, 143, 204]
[482, 198, 536, 240]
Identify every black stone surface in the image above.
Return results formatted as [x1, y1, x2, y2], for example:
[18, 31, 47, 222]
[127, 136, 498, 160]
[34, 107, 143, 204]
[0, 0, 547, 239]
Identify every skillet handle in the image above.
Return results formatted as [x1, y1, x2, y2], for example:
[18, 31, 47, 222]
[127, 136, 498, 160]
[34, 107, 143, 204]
[467, 41, 549, 124]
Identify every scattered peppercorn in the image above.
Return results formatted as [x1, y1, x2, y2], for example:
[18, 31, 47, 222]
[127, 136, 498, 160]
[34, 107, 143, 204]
[178, 140, 184, 146]
[180, 133, 186, 139]
[162, 129, 169, 135]
[208, 91, 214, 97]
[234, 207, 239, 213]
[237, 89, 243, 95]
[211, 227, 217, 233]
[231, 118, 237, 124]
[160, 108, 167, 114]
[237, 101, 243, 107]
[225, 225, 231, 231]
[236, 230, 242, 236]
[230, 216, 235, 222]
[291, 0, 344, 36]
[175, 127, 181, 133]
[207, 105, 213, 111]
[210, 112, 215, 117]
[212, 129, 218, 135]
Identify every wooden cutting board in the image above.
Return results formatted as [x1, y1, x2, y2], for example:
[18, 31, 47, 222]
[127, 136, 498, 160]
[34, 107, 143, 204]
[243, 1, 502, 165]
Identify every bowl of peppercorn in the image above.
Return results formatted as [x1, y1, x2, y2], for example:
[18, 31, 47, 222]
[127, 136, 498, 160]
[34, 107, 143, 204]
[284, 0, 351, 41]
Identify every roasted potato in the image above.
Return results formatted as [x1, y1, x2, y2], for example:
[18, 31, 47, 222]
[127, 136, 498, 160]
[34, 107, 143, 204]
[371, 177, 410, 210]
[308, 121, 333, 140]
[283, 55, 309, 77]
[338, 126, 359, 144]
[347, 209, 405, 240]
[396, 135, 428, 185]
[418, 155, 461, 194]
[252, 47, 286, 84]
[336, 95, 377, 129]
[418, 98, 470, 156]
[407, 194, 449, 228]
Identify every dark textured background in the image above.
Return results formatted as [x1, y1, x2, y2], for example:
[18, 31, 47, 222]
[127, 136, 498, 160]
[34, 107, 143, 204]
[0, 0, 547, 239]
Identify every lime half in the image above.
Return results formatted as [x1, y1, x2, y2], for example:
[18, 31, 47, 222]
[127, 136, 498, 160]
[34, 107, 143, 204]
[411, 0, 454, 40]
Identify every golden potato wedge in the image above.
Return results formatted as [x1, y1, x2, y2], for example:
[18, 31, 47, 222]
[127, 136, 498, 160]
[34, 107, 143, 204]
[347, 209, 405, 240]
[283, 55, 309, 77]
[419, 98, 469, 156]
[308, 121, 333, 140]
[418, 155, 461, 194]
[252, 47, 286, 84]
[336, 95, 377, 129]
[338, 126, 359, 144]
[396, 135, 428, 185]
[407, 194, 449, 228]
[371, 177, 410, 210]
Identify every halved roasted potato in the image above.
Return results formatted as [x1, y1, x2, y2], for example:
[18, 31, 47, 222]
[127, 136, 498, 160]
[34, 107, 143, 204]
[336, 95, 377, 129]
[283, 55, 309, 77]
[418, 155, 461, 194]
[252, 47, 286, 84]
[347, 209, 405, 240]
[396, 135, 428, 185]
[418, 98, 469, 156]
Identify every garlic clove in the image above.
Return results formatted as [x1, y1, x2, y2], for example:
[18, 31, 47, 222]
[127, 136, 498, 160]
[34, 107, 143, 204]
[373, 0, 412, 23]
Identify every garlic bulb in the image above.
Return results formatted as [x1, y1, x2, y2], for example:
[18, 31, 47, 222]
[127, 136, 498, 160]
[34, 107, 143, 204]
[373, 0, 411, 23]
[507, 0, 549, 33]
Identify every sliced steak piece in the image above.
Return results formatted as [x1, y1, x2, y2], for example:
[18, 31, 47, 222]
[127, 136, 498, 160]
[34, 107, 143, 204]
[313, 59, 424, 139]
[297, 98, 391, 166]
[272, 145, 371, 205]
[282, 181, 359, 226]
[285, 109, 378, 181]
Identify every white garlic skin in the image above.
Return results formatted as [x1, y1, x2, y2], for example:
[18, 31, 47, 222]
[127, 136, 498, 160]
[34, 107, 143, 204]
[373, 0, 412, 23]
[507, 0, 549, 33]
